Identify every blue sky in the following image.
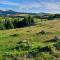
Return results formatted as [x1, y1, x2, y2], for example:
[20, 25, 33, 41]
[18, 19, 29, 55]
[0, 0, 60, 13]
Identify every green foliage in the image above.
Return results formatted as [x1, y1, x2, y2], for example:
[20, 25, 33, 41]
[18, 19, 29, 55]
[26, 16, 34, 25]
[0, 21, 5, 30]
[12, 40, 31, 51]
[0, 16, 34, 30]
[4, 20, 14, 29]
[54, 42, 60, 50]
[22, 16, 34, 26]
[0, 15, 60, 60]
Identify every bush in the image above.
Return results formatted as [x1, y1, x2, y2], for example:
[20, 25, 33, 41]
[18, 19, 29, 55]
[28, 46, 51, 58]
[54, 42, 60, 50]
[12, 40, 31, 51]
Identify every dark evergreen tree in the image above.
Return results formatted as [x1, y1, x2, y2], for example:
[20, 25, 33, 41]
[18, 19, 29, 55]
[4, 20, 14, 29]
[0, 21, 5, 30]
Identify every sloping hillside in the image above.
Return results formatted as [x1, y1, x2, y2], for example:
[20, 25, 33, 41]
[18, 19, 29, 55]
[0, 19, 60, 60]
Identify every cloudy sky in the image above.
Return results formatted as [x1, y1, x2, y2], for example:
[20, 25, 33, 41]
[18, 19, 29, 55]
[0, 0, 60, 13]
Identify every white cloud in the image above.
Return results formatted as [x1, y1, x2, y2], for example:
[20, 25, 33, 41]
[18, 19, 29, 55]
[41, 2, 60, 13]
[0, 1, 19, 6]
[43, 2, 60, 9]
[0, 0, 60, 13]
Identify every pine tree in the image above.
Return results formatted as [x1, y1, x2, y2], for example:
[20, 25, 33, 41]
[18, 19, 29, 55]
[5, 20, 14, 29]
[0, 21, 5, 30]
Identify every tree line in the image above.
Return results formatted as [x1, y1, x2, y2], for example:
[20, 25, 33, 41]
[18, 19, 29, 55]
[34, 14, 60, 20]
[0, 16, 34, 30]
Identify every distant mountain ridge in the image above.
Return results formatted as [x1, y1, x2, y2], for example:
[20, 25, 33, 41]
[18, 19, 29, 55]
[0, 10, 18, 16]
[0, 10, 59, 17]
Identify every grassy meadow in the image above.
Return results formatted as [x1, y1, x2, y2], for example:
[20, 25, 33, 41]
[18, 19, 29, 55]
[0, 17, 60, 60]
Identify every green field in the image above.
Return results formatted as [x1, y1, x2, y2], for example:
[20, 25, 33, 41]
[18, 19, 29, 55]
[0, 18, 60, 60]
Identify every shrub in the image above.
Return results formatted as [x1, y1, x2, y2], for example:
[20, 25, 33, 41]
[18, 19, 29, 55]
[13, 40, 31, 51]
[28, 46, 52, 58]
[39, 46, 51, 52]
[54, 42, 60, 50]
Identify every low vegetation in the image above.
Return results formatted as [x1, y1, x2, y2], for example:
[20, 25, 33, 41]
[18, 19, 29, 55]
[0, 14, 60, 60]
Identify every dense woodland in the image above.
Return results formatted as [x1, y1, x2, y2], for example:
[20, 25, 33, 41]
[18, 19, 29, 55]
[0, 14, 60, 30]
[0, 16, 34, 30]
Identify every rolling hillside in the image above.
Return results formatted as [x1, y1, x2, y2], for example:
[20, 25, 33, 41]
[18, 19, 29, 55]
[0, 19, 60, 60]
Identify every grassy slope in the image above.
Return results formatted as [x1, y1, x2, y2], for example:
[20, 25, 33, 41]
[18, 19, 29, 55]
[0, 19, 60, 60]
